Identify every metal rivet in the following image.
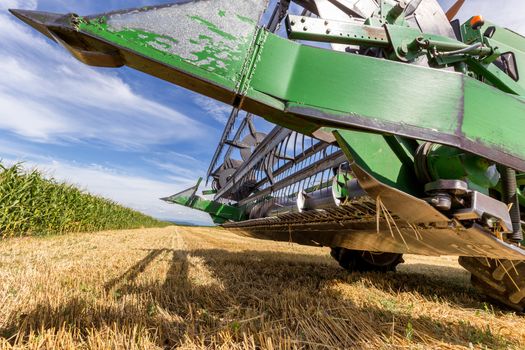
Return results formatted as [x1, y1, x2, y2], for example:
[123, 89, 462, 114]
[326, 28, 331, 34]
[324, 20, 329, 26]
[300, 17, 306, 23]
[290, 20, 295, 26]
[303, 26, 308, 31]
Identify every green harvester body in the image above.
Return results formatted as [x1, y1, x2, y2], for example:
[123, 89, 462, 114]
[11, 0, 525, 310]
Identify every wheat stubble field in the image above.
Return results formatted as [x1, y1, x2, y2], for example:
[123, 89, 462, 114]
[0, 227, 524, 349]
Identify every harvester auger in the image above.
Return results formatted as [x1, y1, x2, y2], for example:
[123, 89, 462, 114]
[11, 0, 525, 311]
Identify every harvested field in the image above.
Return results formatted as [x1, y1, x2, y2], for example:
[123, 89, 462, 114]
[0, 226, 524, 349]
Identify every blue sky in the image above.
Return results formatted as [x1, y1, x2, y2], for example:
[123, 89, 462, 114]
[0, 0, 523, 225]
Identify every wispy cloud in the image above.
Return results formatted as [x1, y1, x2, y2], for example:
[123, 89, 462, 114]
[0, 6, 210, 149]
[192, 95, 232, 124]
[144, 157, 206, 181]
[0, 0, 37, 11]
[0, 1, 216, 225]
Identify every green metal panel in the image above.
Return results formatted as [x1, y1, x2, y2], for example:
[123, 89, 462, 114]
[11, 7, 525, 172]
[164, 194, 245, 222]
[250, 33, 462, 133]
[462, 78, 525, 155]
[425, 144, 500, 193]
[333, 129, 420, 196]
[78, 1, 268, 92]
[460, 20, 525, 95]
[247, 33, 525, 172]
[162, 178, 246, 223]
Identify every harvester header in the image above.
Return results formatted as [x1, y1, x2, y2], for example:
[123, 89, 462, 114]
[12, 0, 525, 311]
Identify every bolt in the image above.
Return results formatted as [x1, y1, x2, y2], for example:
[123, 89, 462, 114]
[326, 28, 331, 34]
[70, 13, 81, 26]
[428, 193, 452, 211]
[484, 217, 497, 228]
[398, 0, 408, 9]
[290, 20, 295, 26]
[300, 17, 306, 23]
[324, 20, 329, 26]
[303, 26, 308, 31]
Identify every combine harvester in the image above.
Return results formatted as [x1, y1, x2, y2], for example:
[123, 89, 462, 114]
[11, 0, 525, 310]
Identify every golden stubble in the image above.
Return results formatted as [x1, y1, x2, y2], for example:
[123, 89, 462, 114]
[0, 226, 524, 349]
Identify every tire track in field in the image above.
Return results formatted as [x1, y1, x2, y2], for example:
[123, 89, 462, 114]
[171, 226, 223, 288]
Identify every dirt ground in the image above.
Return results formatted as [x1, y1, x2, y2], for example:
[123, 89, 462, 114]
[0, 226, 524, 349]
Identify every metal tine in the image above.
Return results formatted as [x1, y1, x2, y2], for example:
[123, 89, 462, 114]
[277, 137, 287, 168]
[247, 116, 257, 137]
[285, 132, 294, 160]
[280, 134, 289, 165]
[267, 151, 276, 182]
[290, 180, 297, 199]
[301, 133, 306, 158]
[205, 108, 239, 181]
[265, 149, 274, 183]
[290, 180, 298, 200]
[293, 131, 299, 159]
[305, 173, 313, 194]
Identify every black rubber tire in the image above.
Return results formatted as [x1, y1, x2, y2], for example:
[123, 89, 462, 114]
[459, 256, 525, 312]
[330, 247, 404, 273]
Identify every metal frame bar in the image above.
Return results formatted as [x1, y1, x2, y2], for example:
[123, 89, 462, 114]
[239, 150, 346, 206]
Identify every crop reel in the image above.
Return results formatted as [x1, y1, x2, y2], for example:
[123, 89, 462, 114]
[12, 0, 525, 310]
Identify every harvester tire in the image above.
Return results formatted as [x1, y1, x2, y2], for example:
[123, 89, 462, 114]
[330, 247, 404, 273]
[459, 257, 525, 312]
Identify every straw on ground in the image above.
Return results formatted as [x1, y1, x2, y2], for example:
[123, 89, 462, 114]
[1, 226, 524, 349]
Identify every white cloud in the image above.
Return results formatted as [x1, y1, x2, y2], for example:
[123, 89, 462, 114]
[0, 9, 210, 148]
[164, 151, 201, 163]
[0, 0, 37, 11]
[0, 2, 218, 226]
[193, 95, 232, 124]
[145, 158, 205, 179]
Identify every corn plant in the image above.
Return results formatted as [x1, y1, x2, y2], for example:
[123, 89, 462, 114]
[0, 163, 169, 237]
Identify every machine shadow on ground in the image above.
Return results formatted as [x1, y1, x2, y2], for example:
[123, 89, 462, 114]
[1, 248, 519, 349]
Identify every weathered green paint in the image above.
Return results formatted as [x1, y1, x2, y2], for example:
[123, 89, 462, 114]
[249, 32, 462, 131]
[286, 15, 391, 48]
[13, 7, 525, 171]
[248, 33, 525, 171]
[202, 189, 218, 195]
[11, 5, 525, 211]
[78, 19, 255, 91]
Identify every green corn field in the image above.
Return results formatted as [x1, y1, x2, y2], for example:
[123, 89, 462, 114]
[0, 163, 168, 237]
